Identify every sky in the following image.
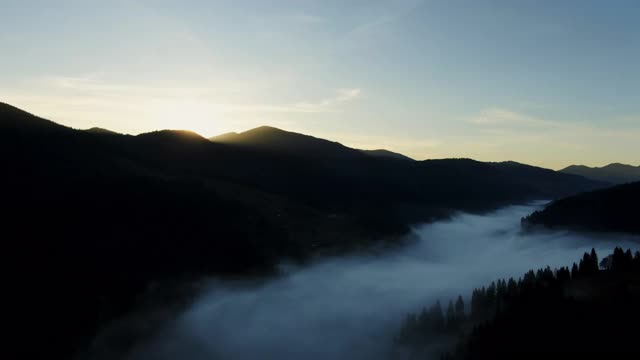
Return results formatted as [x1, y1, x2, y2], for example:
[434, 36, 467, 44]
[1, 0, 639, 169]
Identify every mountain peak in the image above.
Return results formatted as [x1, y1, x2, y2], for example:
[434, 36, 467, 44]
[360, 149, 414, 161]
[210, 125, 420, 161]
[602, 162, 637, 170]
[247, 125, 285, 133]
[209, 125, 359, 158]
[136, 129, 210, 145]
[85, 127, 120, 135]
[0, 102, 70, 132]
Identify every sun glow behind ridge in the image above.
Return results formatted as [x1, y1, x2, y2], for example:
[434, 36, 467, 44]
[147, 99, 222, 138]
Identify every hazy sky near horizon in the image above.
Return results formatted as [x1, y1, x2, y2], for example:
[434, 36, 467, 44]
[1, 0, 639, 169]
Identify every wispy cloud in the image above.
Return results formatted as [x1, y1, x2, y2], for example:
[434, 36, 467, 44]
[2, 76, 363, 125]
[291, 88, 362, 110]
[185, 88, 363, 115]
[468, 107, 640, 137]
[33, 76, 362, 113]
[470, 107, 570, 129]
[343, 0, 423, 39]
[40, 76, 229, 97]
[285, 13, 324, 24]
[335, 88, 362, 102]
[254, 12, 324, 27]
[465, 107, 640, 167]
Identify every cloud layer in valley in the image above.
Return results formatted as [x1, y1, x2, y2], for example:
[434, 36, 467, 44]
[87, 203, 639, 360]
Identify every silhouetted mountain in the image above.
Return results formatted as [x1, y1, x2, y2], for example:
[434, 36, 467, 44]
[397, 248, 640, 359]
[0, 101, 71, 133]
[212, 126, 414, 161]
[210, 131, 241, 142]
[560, 163, 640, 184]
[360, 149, 414, 161]
[523, 182, 640, 234]
[84, 127, 120, 135]
[137, 129, 212, 147]
[210, 125, 361, 158]
[1, 101, 606, 359]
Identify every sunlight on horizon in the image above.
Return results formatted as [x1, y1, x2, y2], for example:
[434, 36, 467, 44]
[1, 1, 639, 169]
[148, 99, 223, 138]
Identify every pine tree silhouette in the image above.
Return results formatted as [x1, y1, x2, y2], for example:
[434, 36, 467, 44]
[432, 301, 445, 331]
[447, 300, 456, 329]
[455, 295, 465, 320]
[571, 262, 579, 278]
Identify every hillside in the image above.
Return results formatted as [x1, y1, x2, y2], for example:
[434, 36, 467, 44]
[2, 100, 608, 248]
[1, 101, 606, 359]
[396, 248, 640, 359]
[0, 101, 72, 133]
[560, 163, 640, 184]
[209, 125, 361, 158]
[360, 149, 414, 161]
[84, 127, 120, 135]
[522, 182, 640, 234]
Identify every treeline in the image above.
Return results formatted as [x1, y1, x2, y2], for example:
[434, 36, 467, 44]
[396, 248, 640, 359]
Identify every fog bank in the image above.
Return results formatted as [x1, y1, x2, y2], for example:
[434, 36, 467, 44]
[102, 203, 639, 360]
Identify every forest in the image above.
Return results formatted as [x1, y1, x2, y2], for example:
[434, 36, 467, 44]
[523, 181, 640, 234]
[396, 247, 640, 359]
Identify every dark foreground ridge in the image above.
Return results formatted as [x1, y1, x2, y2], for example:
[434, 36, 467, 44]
[522, 181, 640, 235]
[396, 248, 640, 359]
[1, 102, 605, 359]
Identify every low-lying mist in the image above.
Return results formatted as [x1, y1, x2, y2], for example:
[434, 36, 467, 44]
[93, 203, 639, 360]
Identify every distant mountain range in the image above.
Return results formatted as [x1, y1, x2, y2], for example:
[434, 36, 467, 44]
[1, 100, 609, 270]
[560, 163, 640, 184]
[1, 101, 607, 359]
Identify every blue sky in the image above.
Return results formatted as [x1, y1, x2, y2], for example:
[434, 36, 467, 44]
[1, 0, 639, 168]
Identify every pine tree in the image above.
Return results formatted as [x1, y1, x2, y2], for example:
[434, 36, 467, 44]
[590, 248, 599, 273]
[580, 252, 591, 276]
[507, 278, 518, 298]
[471, 289, 479, 319]
[455, 295, 465, 320]
[556, 267, 570, 283]
[496, 279, 507, 300]
[625, 249, 633, 266]
[612, 247, 626, 272]
[446, 300, 456, 329]
[571, 262, 579, 279]
[418, 307, 430, 333]
[432, 301, 445, 331]
[486, 282, 497, 310]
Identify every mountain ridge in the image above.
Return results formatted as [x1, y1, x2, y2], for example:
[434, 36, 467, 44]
[523, 181, 640, 234]
[210, 125, 364, 158]
[84, 127, 120, 135]
[560, 163, 640, 184]
[0, 101, 72, 133]
[1, 101, 608, 359]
